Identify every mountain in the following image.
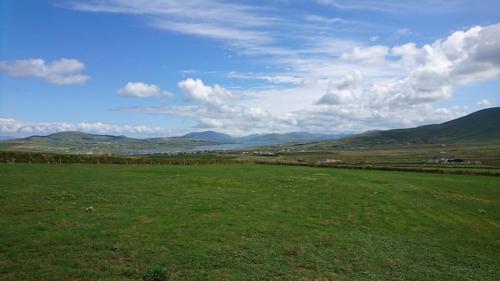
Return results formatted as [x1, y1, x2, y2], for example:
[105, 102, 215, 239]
[0, 131, 334, 154]
[182, 131, 345, 146]
[320, 107, 500, 148]
[0, 131, 218, 154]
[182, 131, 234, 142]
[0, 130, 347, 154]
[25, 131, 130, 142]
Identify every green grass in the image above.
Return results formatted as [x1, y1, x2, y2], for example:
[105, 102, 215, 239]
[0, 164, 499, 280]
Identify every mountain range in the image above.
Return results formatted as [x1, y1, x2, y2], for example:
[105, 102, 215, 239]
[0, 130, 344, 154]
[0, 107, 498, 154]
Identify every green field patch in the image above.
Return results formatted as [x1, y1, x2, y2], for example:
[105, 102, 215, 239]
[0, 164, 499, 280]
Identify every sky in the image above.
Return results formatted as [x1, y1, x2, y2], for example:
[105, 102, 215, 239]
[1, 0, 499, 137]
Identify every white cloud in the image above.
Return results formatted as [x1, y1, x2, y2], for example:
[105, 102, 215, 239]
[0, 118, 166, 136]
[118, 82, 171, 97]
[317, 70, 363, 105]
[227, 71, 305, 85]
[178, 78, 233, 106]
[319, 23, 500, 109]
[340, 45, 389, 64]
[67, 0, 276, 51]
[315, 0, 469, 13]
[0, 58, 89, 85]
[477, 99, 491, 107]
[151, 20, 271, 45]
[196, 118, 224, 128]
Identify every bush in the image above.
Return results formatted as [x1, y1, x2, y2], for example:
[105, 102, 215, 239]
[142, 267, 168, 281]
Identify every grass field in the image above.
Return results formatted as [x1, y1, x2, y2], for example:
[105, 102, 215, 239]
[0, 164, 499, 280]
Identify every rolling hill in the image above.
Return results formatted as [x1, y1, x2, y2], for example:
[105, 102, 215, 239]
[182, 131, 234, 143]
[302, 107, 500, 149]
[0, 131, 345, 154]
[0, 131, 219, 154]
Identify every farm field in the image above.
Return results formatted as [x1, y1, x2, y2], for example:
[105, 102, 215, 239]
[0, 163, 499, 281]
[255, 141, 500, 166]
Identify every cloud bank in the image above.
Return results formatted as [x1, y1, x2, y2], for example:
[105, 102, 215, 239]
[0, 118, 166, 136]
[0, 58, 89, 85]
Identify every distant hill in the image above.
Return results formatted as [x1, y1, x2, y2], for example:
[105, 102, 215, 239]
[316, 107, 500, 148]
[2, 108, 497, 154]
[182, 131, 234, 142]
[25, 131, 131, 143]
[0, 131, 218, 154]
[182, 131, 345, 146]
[0, 130, 346, 154]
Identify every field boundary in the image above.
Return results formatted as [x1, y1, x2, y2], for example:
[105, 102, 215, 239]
[253, 160, 500, 177]
[0, 151, 246, 165]
[1, 151, 499, 177]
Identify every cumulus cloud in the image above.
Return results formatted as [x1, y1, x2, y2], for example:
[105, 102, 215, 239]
[317, 70, 363, 105]
[118, 82, 171, 97]
[232, 24, 499, 132]
[0, 118, 166, 136]
[317, 23, 500, 110]
[120, 78, 275, 134]
[178, 78, 233, 106]
[0, 58, 89, 85]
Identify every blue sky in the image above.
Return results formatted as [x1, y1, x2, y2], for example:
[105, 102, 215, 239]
[1, 0, 499, 137]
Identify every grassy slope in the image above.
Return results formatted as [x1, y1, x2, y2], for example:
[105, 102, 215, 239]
[0, 132, 217, 154]
[290, 107, 500, 149]
[0, 164, 499, 280]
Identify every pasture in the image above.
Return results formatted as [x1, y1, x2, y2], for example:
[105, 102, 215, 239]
[0, 163, 499, 280]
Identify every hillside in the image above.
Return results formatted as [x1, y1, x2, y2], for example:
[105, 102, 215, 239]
[0, 131, 218, 154]
[294, 107, 500, 150]
[0, 130, 344, 154]
[182, 131, 234, 142]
